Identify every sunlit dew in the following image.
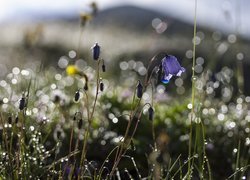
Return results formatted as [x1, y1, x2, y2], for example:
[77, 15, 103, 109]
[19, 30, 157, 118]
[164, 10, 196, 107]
[177, 87, 185, 94]
[237, 98, 243, 104]
[26, 109, 32, 116]
[50, 84, 57, 90]
[245, 128, 250, 133]
[58, 56, 68, 69]
[233, 148, 238, 154]
[217, 113, 225, 121]
[156, 22, 167, 34]
[175, 78, 183, 87]
[138, 66, 147, 76]
[55, 74, 62, 81]
[21, 69, 30, 76]
[227, 34, 237, 43]
[68, 50, 76, 59]
[156, 85, 165, 94]
[128, 60, 136, 69]
[206, 87, 214, 94]
[236, 104, 242, 110]
[212, 31, 222, 41]
[75, 59, 87, 69]
[245, 138, 250, 146]
[152, 18, 162, 29]
[0, 80, 7, 87]
[227, 122, 236, 129]
[41, 95, 50, 104]
[196, 57, 204, 65]
[112, 117, 118, 124]
[142, 92, 150, 101]
[187, 103, 192, 109]
[65, 76, 74, 87]
[32, 108, 38, 114]
[30, 126, 35, 131]
[185, 50, 193, 59]
[221, 105, 228, 113]
[194, 64, 203, 73]
[108, 113, 115, 120]
[135, 61, 144, 71]
[202, 108, 209, 115]
[192, 36, 201, 45]
[161, 79, 169, 84]
[227, 131, 234, 137]
[217, 42, 228, 54]
[236, 53, 244, 61]
[213, 81, 220, 88]
[3, 98, 8, 103]
[11, 78, 18, 84]
[208, 108, 216, 115]
[12, 67, 20, 75]
[196, 31, 205, 40]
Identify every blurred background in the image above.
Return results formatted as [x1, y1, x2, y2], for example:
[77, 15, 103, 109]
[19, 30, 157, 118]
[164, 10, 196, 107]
[0, 0, 249, 94]
[0, 1, 250, 178]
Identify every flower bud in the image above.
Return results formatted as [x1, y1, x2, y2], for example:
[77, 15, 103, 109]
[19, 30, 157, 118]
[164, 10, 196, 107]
[74, 90, 80, 102]
[136, 81, 143, 98]
[19, 97, 26, 110]
[148, 107, 154, 121]
[100, 82, 104, 92]
[102, 64, 106, 72]
[92, 43, 100, 60]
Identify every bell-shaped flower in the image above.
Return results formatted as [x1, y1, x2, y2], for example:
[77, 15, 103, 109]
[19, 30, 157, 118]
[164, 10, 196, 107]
[92, 43, 100, 60]
[161, 55, 185, 83]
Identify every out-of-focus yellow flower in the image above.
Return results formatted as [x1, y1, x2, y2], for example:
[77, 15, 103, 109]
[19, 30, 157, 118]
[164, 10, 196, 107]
[66, 65, 80, 76]
[80, 13, 92, 27]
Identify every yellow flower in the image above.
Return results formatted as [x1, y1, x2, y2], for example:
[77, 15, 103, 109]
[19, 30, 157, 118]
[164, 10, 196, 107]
[66, 65, 80, 76]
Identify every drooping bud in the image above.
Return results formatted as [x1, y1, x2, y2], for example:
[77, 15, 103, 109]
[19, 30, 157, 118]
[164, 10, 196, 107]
[148, 107, 154, 121]
[78, 119, 83, 129]
[136, 81, 143, 98]
[84, 83, 88, 91]
[19, 96, 26, 110]
[100, 82, 104, 92]
[92, 43, 100, 60]
[74, 90, 80, 102]
[102, 63, 106, 72]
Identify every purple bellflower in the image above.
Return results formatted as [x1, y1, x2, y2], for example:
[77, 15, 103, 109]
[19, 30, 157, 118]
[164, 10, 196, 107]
[92, 43, 100, 60]
[161, 55, 185, 84]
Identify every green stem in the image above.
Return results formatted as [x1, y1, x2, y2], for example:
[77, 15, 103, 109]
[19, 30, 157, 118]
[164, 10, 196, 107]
[188, 0, 197, 178]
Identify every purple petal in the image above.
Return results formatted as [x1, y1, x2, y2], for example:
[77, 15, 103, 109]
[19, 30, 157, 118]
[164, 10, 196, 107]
[162, 55, 183, 75]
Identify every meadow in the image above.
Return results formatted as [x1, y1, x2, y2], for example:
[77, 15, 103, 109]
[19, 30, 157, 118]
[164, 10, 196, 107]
[0, 2, 250, 180]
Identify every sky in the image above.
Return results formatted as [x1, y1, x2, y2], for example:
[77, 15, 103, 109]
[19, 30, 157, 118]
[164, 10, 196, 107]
[0, 0, 249, 37]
